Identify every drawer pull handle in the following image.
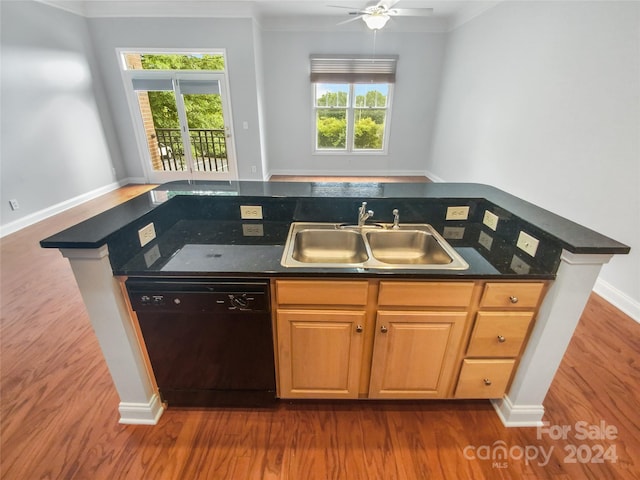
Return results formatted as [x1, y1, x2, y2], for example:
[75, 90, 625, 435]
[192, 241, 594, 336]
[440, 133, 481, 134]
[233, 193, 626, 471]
[356, 325, 363, 333]
[509, 295, 519, 304]
[483, 378, 492, 386]
[497, 335, 506, 343]
[380, 325, 388, 333]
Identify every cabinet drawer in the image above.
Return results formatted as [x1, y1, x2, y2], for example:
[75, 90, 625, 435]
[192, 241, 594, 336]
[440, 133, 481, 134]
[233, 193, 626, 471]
[480, 282, 544, 309]
[378, 282, 474, 308]
[276, 280, 368, 306]
[467, 312, 534, 357]
[454, 359, 515, 398]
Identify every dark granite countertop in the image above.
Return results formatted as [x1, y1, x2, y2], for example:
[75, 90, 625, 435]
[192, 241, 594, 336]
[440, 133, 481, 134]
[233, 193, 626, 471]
[40, 180, 630, 280]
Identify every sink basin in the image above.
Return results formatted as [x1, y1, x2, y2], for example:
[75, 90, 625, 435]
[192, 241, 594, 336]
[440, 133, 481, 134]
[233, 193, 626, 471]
[366, 230, 453, 265]
[281, 223, 469, 270]
[292, 229, 368, 263]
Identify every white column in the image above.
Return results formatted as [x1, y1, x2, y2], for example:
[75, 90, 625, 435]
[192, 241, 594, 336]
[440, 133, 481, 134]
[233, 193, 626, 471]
[61, 246, 164, 425]
[492, 250, 613, 427]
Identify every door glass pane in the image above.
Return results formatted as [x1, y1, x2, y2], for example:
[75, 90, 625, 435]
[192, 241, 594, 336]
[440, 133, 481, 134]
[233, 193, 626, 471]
[136, 90, 187, 172]
[182, 81, 229, 173]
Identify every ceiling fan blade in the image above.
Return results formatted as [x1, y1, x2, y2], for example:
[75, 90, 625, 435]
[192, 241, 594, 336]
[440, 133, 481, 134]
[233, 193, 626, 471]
[388, 8, 434, 16]
[336, 14, 365, 26]
[327, 4, 366, 11]
[377, 0, 401, 10]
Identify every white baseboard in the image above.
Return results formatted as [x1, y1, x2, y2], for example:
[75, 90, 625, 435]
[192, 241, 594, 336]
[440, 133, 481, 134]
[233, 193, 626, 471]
[0, 178, 140, 238]
[118, 393, 164, 425]
[593, 278, 640, 324]
[491, 396, 545, 428]
[423, 169, 446, 183]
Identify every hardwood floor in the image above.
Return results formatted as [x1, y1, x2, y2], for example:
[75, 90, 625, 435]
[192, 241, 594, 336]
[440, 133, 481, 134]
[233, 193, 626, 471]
[1, 184, 638, 479]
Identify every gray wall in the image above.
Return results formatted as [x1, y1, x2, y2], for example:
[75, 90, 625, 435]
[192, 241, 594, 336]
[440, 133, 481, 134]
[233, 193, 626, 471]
[0, 0, 119, 231]
[261, 30, 446, 176]
[429, 1, 640, 314]
[86, 16, 266, 181]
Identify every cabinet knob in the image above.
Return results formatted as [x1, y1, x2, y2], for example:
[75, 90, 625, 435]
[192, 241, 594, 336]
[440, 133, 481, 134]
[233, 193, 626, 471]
[509, 295, 519, 304]
[497, 335, 506, 343]
[380, 325, 388, 333]
[355, 325, 363, 333]
[483, 378, 492, 386]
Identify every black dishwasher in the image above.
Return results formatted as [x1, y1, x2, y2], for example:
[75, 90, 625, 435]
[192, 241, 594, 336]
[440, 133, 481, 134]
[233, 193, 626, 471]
[126, 278, 276, 407]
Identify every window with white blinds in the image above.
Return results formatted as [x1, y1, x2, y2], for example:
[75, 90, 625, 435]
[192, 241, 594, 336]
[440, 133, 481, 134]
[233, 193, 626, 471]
[310, 55, 397, 153]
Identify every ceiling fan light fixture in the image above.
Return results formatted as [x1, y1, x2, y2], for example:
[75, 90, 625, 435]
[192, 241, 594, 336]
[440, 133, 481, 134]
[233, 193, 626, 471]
[362, 13, 390, 30]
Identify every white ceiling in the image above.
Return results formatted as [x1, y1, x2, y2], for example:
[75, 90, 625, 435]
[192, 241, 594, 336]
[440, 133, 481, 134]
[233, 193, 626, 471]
[39, 0, 501, 32]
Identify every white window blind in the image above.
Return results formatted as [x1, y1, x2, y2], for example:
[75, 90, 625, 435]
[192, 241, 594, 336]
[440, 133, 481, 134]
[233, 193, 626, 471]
[310, 55, 398, 83]
[132, 78, 220, 94]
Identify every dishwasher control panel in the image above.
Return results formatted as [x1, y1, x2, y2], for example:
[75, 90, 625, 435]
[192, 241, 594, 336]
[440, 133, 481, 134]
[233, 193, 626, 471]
[126, 279, 270, 313]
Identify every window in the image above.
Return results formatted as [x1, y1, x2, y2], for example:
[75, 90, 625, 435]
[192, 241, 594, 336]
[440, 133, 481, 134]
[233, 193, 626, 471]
[310, 55, 397, 153]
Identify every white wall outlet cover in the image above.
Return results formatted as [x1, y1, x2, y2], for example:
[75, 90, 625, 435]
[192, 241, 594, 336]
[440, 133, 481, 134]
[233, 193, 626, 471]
[483, 210, 499, 231]
[138, 222, 156, 248]
[442, 226, 465, 239]
[445, 206, 470, 221]
[516, 231, 540, 257]
[240, 205, 263, 220]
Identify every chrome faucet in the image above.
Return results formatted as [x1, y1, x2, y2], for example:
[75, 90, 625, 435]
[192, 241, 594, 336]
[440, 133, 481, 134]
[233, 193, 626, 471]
[392, 209, 400, 229]
[357, 202, 374, 227]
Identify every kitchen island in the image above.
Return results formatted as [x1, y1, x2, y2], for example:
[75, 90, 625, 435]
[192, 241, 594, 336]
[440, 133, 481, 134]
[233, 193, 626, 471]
[41, 181, 629, 427]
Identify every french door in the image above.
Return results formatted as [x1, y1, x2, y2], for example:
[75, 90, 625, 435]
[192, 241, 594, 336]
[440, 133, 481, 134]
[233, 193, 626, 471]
[129, 72, 237, 183]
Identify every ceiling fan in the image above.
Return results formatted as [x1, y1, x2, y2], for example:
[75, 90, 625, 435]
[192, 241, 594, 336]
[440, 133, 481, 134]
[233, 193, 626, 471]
[331, 0, 434, 30]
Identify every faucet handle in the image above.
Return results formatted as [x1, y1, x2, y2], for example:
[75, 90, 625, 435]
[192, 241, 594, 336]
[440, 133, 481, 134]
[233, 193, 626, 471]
[392, 209, 400, 229]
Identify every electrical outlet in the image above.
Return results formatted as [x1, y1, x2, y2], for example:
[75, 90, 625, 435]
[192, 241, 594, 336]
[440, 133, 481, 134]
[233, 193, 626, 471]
[242, 224, 264, 236]
[483, 210, 499, 231]
[138, 222, 156, 247]
[445, 206, 469, 221]
[516, 231, 539, 257]
[240, 205, 263, 220]
[442, 226, 465, 240]
[478, 231, 494, 251]
[9, 199, 19, 211]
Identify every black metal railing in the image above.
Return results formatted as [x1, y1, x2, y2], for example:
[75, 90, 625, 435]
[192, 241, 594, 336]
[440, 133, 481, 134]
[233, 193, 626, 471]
[155, 128, 228, 172]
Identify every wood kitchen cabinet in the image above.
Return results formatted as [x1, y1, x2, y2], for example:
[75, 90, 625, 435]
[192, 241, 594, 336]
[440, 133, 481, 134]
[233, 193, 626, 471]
[275, 280, 369, 399]
[368, 311, 467, 398]
[275, 279, 546, 401]
[454, 282, 545, 399]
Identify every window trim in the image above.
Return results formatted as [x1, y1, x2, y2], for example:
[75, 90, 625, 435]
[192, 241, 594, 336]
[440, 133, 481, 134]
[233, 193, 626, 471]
[312, 82, 393, 155]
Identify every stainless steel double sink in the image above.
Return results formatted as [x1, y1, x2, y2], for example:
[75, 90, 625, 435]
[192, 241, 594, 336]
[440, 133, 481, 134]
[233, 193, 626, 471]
[281, 222, 469, 270]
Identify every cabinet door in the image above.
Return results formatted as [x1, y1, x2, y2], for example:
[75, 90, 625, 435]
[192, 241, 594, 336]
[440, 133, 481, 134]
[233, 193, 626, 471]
[277, 309, 366, 399]
[369, 311, 467, 399]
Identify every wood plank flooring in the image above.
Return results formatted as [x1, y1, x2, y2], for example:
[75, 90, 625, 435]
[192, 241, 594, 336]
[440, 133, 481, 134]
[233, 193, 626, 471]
[1, 184, 638, 479]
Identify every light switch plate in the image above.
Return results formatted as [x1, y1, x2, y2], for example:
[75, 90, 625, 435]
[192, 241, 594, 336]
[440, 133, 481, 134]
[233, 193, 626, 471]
[483, 210, 499, 231]
[240, 205, 263, 219]
[516, 231, 539, 257]
[445, 206, 469, 221]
